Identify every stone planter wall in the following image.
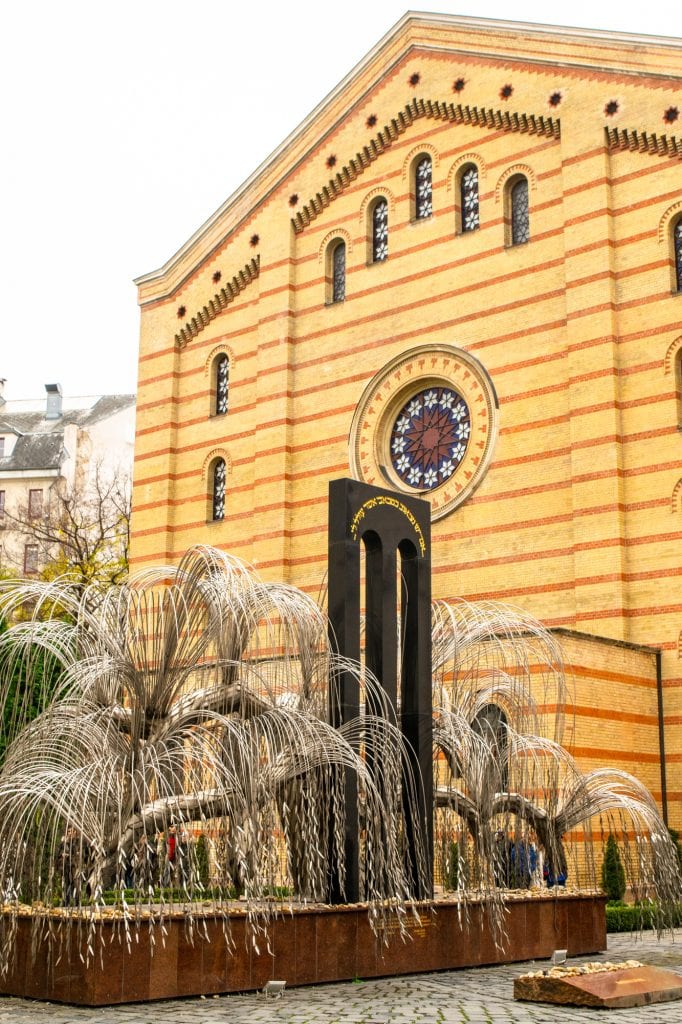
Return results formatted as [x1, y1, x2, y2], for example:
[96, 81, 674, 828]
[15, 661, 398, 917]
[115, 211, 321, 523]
[0, 893, 606, 1006]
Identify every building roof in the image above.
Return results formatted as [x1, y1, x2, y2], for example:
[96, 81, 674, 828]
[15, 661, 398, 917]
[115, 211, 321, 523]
[0, 433, 64, 473]
[0, 393, 135, 474]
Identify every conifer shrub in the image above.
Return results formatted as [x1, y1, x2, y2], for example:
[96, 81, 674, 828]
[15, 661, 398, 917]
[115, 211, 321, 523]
[601, 834, 626, 903]
[195, 834, 210, 888]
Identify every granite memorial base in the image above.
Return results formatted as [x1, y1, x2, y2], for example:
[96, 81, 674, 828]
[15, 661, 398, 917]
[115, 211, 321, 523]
[0, 894, 605, 1006]
[514, 964, 682, 1009]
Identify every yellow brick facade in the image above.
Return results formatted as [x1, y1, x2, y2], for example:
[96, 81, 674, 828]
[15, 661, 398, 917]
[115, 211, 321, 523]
[131, 16, 682, 825]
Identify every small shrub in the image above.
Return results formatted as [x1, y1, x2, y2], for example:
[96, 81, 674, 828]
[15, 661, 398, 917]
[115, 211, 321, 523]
[601, 834, 626, 902]
[605, 901, 682, 933]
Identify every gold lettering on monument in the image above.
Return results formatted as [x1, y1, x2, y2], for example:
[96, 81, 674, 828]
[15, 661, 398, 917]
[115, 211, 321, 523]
[350, 496, 427, 556]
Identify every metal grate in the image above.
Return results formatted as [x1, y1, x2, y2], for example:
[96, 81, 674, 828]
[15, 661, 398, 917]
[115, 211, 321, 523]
[511, 178, 529, 245]
[675, 220, 682, 292]
[216, 354, 229, 415]
[212, 459, 226, 521]
[372, 199, 388, 261]
[461, 166, 479, 232]
[416, 156, 432, 219]
[332, 242, 346, 302]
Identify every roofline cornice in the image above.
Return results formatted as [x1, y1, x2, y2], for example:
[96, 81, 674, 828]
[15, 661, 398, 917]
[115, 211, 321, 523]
[134, 11, 682, 294]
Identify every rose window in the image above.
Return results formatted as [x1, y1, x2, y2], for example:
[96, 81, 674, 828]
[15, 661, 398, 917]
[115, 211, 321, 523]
[390, 386, 471, 490]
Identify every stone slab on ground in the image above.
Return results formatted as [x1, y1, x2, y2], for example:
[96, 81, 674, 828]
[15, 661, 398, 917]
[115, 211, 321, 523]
[515, 963, 682, 1009]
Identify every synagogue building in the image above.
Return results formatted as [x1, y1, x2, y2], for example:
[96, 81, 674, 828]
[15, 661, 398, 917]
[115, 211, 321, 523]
[131, 15, 682, 828]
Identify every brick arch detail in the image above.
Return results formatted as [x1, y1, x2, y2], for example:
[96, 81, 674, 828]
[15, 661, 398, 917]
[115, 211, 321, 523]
[673, 479, 682, 513]
[205, 343, 236, 377]
[359, 186, 397, 225]
[202, 448, 232, 481]
[664, 336, 682, 375]
[318, 228, 353, 264]
[658, 200, 682, 244]
[446, 153, 488, 192]
[495, 163, 537, 203]
[402, 142, 440, 181]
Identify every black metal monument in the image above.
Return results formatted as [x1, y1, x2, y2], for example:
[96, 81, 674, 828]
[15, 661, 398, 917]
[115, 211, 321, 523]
[327, 478, 433, 902]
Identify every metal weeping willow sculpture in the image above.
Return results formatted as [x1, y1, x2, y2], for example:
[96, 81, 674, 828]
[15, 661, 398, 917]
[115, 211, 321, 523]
[0, 479, 678, 978]
[431, 599, 682, 923]
[0, 545, 428, 972]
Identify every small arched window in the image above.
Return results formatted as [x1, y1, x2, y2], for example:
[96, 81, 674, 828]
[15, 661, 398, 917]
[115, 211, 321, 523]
[460, 164, 480, 233]
[510, 176, 530, 245]
[674, 218, 682, 293]
[211, 458, 226, 522]
[214, 354, 229, 416]
[327, 240, 346, 303]
[371, 198, 388, 262]
[415, 155, 432, 220]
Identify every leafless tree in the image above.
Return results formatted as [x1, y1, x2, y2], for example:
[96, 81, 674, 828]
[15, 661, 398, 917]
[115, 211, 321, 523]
[3, 464, 130, 592]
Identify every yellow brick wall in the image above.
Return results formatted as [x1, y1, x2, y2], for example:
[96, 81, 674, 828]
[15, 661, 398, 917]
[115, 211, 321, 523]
[131, 16, 682, 826]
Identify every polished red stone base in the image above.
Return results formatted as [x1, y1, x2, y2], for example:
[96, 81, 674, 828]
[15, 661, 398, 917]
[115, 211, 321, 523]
[514, 965, 682, 1009]
[0, 894, 605, 1006]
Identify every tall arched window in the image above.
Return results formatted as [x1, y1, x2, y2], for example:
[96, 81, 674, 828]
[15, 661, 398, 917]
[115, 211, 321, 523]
[674, 218, 682, 293]
[214, 354, 229, 415]
[510, 176, 530, 245]
[371, 198, 388, 262]
[327, 240, 346, 303]
[211, 458, 226, 522]
[460, 164, 480, 233]
[415, 155, 432, 220]
[675, 349, 682, 429]
[472, 703, 509, 789]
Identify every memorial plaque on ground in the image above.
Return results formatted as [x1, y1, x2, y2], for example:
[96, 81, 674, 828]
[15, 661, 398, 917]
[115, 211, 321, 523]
[514, 962, 682, 1009]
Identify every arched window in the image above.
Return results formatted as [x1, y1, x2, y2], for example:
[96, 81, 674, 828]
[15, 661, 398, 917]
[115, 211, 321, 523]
[211, 458, 226, 522]
[371, 198, 388, 262]
[674, 218, 682, 293]
[415, 155, 432, 220]
[460, 164, 480, 233]
[327, 240, 346, 303]
[214, 354, 229, 416]
[472, 703, 509, 789]
[510, 176, 530, 245]
[676, 348, 682, 429]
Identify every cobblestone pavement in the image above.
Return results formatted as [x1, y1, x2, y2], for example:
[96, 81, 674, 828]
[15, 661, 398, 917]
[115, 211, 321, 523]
[1, 931, 681, 1023]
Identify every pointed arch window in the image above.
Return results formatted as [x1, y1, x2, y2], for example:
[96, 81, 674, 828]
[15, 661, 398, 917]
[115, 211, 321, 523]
[326, 239, 346, 304]
[460, 164, 480, 232]
[215, 354, 229, 415]
[371, 198, 388, 262]
[510, 177, 530, 245]
[415, 156, 432, 220]
[674, 218, 682, 293]
[212, 458, 226, 522]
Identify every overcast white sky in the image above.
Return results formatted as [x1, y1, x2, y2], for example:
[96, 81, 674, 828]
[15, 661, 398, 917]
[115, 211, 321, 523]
[1, 1, 678, 402]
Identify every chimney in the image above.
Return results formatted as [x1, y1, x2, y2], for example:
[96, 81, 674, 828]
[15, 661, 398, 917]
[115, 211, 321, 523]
[0, 379, 5, 406]
[45, 383, 63, 420]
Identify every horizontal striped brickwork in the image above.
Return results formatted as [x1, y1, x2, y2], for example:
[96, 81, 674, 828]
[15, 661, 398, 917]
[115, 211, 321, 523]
[131, 19, 682, 828]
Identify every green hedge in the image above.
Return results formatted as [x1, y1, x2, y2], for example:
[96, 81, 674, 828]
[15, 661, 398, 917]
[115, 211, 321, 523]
[95, 884, 290, 906]
[606, 901, 682, 933]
